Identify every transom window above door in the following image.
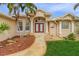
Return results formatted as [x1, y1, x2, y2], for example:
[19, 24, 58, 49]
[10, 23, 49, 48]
[34, 17, 45, 23]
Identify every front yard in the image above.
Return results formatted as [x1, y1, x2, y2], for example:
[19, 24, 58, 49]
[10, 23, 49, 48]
[45, 40, 79, 56]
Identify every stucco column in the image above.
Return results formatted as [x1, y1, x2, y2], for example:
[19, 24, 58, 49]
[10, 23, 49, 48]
[46, 22, 48, 33]
[59, 21, 62, 35]
[31, 19, 33, 33]
[71, 21, 74, 33]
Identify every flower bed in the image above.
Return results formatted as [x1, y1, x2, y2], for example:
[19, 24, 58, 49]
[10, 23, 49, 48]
[0, 35, 35, 56]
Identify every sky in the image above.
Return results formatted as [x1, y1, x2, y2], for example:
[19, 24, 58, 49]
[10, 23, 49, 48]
[0, 3, 79, 18]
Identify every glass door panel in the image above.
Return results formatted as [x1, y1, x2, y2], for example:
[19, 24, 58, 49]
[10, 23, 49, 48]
[40, 23, 44, 32]
[35, 23, 39, 32]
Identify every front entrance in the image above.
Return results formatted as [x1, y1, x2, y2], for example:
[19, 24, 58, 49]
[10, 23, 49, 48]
[34, 17, 45, 33]
[35, 23, 44, 33]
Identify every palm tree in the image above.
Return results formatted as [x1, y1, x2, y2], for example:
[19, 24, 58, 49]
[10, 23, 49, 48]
[74, 3, 79, 10]
[8, 3, 37, 37]
[7, 3, 37, 20]
[0, 3, 37, 20]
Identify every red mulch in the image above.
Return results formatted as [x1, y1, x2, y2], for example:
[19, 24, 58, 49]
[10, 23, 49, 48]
[0, 35, 35, 56]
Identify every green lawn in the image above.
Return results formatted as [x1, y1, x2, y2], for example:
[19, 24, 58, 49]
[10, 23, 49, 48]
[45, 40, 79, 56]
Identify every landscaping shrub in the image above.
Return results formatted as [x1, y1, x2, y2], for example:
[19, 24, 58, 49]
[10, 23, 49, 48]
[63, 37, 68, 40]
[67, 33, 76, 40]
[63, 33, 76, 40]
[0, 23, 9, 33]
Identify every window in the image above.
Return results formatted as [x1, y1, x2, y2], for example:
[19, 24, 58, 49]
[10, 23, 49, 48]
[17, 19, 30, 32]
[17, 21, 23, 31]
[25, 19, 30, 31]
[62, 21, 69, 29]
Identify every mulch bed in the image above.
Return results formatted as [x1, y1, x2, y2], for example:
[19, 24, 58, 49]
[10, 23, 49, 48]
[0, 35, 35, 56]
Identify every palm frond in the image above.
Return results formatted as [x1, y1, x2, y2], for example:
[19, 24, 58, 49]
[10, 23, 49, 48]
[1, 3, 37, 17]
[74, 3, 79, 10]
[24, 3, 37, 15]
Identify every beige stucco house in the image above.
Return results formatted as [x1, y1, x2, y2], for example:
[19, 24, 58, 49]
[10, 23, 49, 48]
[0, 9, 79, 41]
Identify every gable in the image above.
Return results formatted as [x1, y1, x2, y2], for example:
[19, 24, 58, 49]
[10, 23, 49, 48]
[63, 14, 75, 20]
[35, 10, 45, 17]
[55, 13, 76, 21]
[35, 9, 51, 17]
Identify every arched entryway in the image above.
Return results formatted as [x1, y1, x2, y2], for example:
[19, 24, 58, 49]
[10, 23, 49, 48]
[34, 17, 45, 33]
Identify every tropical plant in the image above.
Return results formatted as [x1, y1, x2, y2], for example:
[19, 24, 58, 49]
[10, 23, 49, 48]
[67, 33, 76, 40]
[0, 23, 9, 33]
[0, 3, 37, 20]
[74, 3, 79, 10]
[7, 3, 37, 17]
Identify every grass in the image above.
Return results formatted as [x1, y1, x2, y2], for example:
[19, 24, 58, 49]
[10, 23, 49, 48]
[45, 40, 79, 56]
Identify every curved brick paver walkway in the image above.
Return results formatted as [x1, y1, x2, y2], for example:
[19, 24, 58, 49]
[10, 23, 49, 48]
[7, 34, 46, 56]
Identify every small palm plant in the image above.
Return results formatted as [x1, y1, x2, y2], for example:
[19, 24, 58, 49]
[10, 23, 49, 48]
[0, 23, 9, 33]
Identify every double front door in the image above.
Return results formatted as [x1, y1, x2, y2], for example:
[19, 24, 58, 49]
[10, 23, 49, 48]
[35, 23, 44, 33]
